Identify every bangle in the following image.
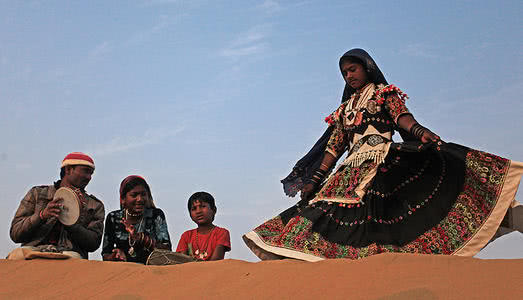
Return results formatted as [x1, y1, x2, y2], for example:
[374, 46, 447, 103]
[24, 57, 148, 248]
[39, 210, 45, 220]
[410, 123, 427, 139]
[320, 163, 329, 170]
[310, 169, 327, 184]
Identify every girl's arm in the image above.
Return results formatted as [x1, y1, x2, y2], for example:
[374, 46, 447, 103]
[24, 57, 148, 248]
[301, 152, 338, 200]
[382, 89, 440, 143]
[396, 114, 440, 143]
[209, 244, 226, 260]
[175, 231, 190, 255]
[300, 107, 346, 200]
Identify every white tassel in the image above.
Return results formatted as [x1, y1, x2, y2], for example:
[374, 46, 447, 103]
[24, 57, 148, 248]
[347, 150, 387, 167]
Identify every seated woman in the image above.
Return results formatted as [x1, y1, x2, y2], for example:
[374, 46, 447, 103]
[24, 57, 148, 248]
[102, 175, 171, 264]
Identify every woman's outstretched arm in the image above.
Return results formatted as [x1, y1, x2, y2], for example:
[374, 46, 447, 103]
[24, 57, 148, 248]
[397, 114, 440, 143]
[301, 152, 338, 200]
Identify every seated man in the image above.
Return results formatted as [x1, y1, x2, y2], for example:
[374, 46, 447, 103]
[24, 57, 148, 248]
[8, 152, 105, 259]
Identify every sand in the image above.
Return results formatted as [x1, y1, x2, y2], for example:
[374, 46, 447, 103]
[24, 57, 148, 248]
[1, 253, 522, 299]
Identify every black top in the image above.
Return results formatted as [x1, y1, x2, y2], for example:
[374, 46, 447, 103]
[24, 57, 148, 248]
[102, 208, 172, 264]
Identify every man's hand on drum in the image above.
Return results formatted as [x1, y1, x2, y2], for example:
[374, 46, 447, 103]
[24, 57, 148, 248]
[40, 197, 63, 220]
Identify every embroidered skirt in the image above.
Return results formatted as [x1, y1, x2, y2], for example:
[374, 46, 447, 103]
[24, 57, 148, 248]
[243, 142, 523, 261]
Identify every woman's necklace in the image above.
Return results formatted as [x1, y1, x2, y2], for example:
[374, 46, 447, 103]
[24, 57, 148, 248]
[194, 226, 215, 260]
[126, 209, 144, 258]
[126, 209, 142, 218]
[346, 83, 375, 127]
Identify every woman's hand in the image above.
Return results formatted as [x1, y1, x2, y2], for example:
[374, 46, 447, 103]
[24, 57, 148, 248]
[104, 248, 127, 261]
[420, 129, 440, 144]
[122, 218, 140, 240]
[300, 183, 316, 200]
[397, 115, 441, 143]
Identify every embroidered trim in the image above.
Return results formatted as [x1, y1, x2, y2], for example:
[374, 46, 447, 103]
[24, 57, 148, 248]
[309, 197, 361, 205]
[375, 84, 408, 105]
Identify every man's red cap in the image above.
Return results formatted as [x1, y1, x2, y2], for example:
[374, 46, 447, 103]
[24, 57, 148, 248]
[61, 152, 95, 170]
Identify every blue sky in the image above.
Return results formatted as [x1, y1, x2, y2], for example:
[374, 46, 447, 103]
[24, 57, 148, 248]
[1, 0, 522, 261]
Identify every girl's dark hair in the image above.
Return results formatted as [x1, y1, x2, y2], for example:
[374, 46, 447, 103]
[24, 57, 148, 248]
[188, 191, 216, 212]
[119, 176, 155, 209]
[121, 177, 150, 198]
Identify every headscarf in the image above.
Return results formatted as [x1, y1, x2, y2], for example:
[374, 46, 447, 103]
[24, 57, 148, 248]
[119, 175, 156, 209]
[281, 48, 415, 197]
[339, 48, 388, 102]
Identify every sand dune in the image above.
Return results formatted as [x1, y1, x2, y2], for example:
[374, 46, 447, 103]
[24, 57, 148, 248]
[1, 253, 522, 299]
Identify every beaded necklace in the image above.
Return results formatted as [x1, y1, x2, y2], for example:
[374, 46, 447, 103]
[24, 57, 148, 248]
[345, 83, 375, 129]
[126, 209, 144, 258]
[194, 226, 215, 260]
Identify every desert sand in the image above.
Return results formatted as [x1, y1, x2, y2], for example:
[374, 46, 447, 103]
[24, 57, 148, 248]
[1, 253, 522, 299]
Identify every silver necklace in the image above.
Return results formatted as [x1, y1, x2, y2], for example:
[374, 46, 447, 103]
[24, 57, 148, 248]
[126, 209, 144, 258]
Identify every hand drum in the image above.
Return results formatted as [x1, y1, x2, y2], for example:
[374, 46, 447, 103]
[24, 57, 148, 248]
[53, 187, 80, 226]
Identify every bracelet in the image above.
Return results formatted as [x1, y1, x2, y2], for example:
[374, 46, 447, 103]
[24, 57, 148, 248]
[410, 123, 427, 139]
[315, 169, 327, 177]
[320, 163, 329, 170]
[310, 169, 327, 184]
[310, 176, 321, 184]
[141, 234, 156, 251]
[39, 210, 45, 220]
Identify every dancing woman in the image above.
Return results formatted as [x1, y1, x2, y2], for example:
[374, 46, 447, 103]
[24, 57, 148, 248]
[243, 48, 523, 261]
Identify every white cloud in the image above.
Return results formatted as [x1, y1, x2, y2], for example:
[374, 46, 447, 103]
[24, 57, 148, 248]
[257, 0, 282, 13]
[220, 25, 272, 59]
[141, 0, 182, 6]
[127, 14, 173, 45]
[88, 41, 113, 59]
[90, 126, 185, 156]
[221, 45, 266, 58]
[400, 43, 438, 59]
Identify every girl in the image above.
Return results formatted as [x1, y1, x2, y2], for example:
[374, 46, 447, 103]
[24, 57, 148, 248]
[176, 192, 231, 261]
[243, 48, 523, 261]
[102, 175, 172, 264]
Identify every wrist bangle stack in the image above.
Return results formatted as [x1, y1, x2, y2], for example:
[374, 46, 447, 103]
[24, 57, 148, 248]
[410, 123, 427, 140]
[138, 233, 156, 251]
[310, 169, 327, 184]
[39, 210, 45, 220]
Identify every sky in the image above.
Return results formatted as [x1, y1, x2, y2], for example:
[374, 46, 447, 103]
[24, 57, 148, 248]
[1, 0, 522, 262]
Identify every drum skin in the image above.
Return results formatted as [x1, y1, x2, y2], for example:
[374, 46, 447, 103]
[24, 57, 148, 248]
[53, 187, 80, 226]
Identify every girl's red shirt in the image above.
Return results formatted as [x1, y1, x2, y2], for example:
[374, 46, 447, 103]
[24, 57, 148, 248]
[176, 226, 231, 261]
